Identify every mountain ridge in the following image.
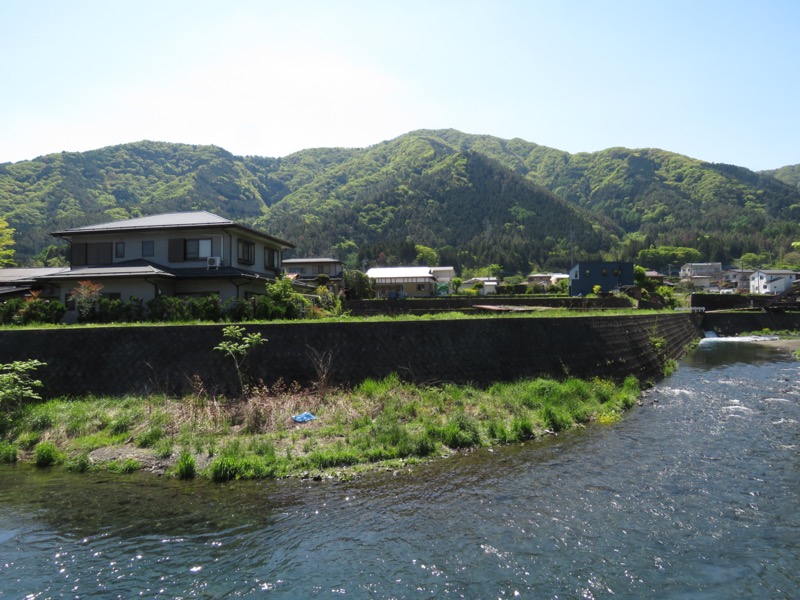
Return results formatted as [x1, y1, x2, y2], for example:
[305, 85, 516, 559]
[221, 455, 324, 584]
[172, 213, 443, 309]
[1, 130, 798, 273]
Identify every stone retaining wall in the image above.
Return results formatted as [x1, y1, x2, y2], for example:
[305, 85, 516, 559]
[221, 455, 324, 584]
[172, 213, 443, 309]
[701, 312, 800, 336]
[1, 313, 704, 398]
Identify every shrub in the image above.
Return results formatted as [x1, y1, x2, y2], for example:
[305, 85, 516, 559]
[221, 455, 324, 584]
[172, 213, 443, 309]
[18, 299, 67, 324]
[34, 441, 63, 467]
[0, 440, 17, 463]
[0, 359, 46, 411]
[0, 298, 24, 324]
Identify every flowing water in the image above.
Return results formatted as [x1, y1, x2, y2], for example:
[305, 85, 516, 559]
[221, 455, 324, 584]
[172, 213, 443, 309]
[1, 339, 798, 599]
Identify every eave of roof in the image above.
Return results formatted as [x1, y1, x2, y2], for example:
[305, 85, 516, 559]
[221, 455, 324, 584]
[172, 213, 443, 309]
[36, 262, 176, 280]
[51, 211, 295, 249]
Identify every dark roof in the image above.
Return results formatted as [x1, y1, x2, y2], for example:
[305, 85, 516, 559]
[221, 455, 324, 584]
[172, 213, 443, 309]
[35, 260, 176, 281]
[0, 267, 69, 284]
[51, 211, 294, 249]
[282, 257, 343, 264]
[35, 260, 276, 283]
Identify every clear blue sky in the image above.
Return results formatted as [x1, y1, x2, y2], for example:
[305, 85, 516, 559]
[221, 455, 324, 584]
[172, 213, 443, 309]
[1, 0, 798, 171]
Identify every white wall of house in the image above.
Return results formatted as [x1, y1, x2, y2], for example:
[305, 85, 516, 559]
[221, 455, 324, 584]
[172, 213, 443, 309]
[749, 270, 799, 294]
[680, 263, 722, 279]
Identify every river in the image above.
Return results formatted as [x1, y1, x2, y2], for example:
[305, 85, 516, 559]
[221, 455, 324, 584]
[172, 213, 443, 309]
[1, 339, 798, 598]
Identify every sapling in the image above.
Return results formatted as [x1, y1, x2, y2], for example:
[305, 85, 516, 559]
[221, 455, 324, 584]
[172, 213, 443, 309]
[214, 325, 266, 397]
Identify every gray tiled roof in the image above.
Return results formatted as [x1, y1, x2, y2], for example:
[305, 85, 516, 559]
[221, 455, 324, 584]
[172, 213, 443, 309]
[51, 210, 295, 248]
[52, 211, 233, 234]
[0, 267, 69, 283]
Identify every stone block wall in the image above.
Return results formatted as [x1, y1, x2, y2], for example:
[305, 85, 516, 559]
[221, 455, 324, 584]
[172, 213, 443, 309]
[701, 312, 800, 336]
[1, 313, 704, 398]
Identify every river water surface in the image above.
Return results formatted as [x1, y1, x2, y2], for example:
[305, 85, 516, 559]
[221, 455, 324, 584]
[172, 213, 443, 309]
[1, 339, 798, 598]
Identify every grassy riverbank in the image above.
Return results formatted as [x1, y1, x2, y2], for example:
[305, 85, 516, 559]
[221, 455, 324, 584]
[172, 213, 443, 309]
[0, 374, 640, 481]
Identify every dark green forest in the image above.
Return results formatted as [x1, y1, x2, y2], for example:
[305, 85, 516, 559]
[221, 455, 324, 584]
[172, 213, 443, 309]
[1, 130, 799, 275]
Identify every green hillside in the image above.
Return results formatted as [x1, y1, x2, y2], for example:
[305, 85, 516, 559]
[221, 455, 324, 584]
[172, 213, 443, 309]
[1, 130, 799, 274]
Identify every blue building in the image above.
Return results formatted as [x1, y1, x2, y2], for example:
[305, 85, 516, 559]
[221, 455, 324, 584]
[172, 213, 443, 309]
[569, 261, 634, 296]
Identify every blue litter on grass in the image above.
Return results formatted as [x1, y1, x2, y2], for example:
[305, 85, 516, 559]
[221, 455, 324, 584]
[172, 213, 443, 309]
[292, 412, 316, 423]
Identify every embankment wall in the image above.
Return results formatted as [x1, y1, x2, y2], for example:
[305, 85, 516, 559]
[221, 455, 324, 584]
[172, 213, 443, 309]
[701, 312, 800, 336]
[0, 313, 703, 398]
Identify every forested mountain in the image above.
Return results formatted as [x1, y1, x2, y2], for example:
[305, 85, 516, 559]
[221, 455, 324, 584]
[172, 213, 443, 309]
[764, 164, 800, 193]
[1, 130, 799, 274]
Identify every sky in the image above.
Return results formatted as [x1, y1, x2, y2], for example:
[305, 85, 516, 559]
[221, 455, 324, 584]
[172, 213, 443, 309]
[1, 0, 798, 171]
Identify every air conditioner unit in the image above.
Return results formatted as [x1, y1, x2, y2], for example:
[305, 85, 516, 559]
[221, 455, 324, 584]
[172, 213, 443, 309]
[207, 256, 222, 269]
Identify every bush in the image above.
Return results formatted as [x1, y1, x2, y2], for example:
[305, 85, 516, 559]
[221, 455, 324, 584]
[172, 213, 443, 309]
[0, 441, 17, 463]
[34, 441, 63, 467]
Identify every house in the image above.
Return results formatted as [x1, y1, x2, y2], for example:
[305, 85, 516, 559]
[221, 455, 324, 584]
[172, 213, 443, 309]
[719, 268, 753, 291]
[749, 269, 800, 294]
[366, 266, 456, 298]
[462, 277, 499, 295]
[679, 262, 723, 290]
[34, 211, 294, 308]
[282, 257, 344, 291]
[568, 261, 634, 297]
[527, 272, 569, 289]
[645, 270, 666, 285]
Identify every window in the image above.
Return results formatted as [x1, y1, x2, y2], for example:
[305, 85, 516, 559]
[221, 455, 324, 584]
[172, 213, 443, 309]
[72, 242, 112, 265]
[142, 240, 154, 257]
[186, 238, 212, 260]
[237, 240, 255, 265]
[115, 242, 125, 259]
[265, 248, 280, 269]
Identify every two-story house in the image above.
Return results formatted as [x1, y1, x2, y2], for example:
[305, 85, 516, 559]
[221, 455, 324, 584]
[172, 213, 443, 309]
[35, 211, 294, 306]
[282, 257, 344, 292]
[568, 262, 634, 297]
[719, 268, 754, 292]
[749, 269, 800, 294]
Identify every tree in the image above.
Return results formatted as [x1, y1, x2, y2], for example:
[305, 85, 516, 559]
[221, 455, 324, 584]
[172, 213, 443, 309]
[739, 252, 764, 268]
[0, 217, 15, 267]
[451, 277, 463, 293]
[636, 246, 701, 270]
[71, 280, 104, 322]
[342, 270, 374, 300]
[264, 275, 308, 319]
[414, 244, 439, 266]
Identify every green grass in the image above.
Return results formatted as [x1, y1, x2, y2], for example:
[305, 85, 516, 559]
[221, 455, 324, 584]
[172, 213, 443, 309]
[2, 374, 642, 481]
[0, 307, 666, 332]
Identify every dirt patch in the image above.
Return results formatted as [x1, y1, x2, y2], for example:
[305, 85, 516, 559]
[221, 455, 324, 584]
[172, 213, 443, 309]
[88, 446, 178, 475]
